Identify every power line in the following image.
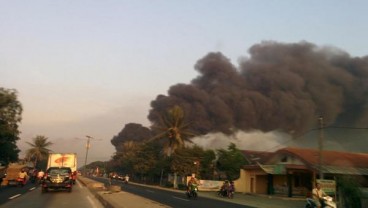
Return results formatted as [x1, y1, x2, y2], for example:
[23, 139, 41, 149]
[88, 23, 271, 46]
[264, 125, 368, 153]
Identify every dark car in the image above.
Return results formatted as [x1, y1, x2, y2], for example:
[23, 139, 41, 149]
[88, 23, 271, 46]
[42, 167, 73, 193]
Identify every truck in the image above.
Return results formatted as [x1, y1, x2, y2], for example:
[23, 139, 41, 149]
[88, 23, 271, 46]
[47, 153, 77, 183]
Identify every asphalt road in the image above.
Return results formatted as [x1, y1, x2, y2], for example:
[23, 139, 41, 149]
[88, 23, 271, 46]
[0, 180, 103, 208]
[92, 176, 255, 208]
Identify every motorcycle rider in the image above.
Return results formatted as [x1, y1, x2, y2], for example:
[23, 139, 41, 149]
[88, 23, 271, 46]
[18, 169, 28, 185]
[37, 169, 45, 183]
[312, 182, 327, 208]
[218, 180, 229, 197]
[187, 176, 198, 193]
[228, 181, 235, 198]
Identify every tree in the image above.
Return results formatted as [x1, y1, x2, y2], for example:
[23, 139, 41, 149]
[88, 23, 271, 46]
[113, 140, 141, 174]
[26, 135, 53, 168]
[0, 88, 22, 165]
[132, 142, 160, 181]
[199, 149, 216, 179]
[171, 145, 215, 179]
[150, 105, 196, 189]
[150, 105, 195, 156]
[216, 143, 247, 180]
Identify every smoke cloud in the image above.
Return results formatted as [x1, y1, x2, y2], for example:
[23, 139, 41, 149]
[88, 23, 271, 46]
[148, 41, 368, 138]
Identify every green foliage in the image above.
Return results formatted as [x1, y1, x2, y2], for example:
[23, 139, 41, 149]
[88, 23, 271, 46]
[216, 143, 247, 180]
[133, 143, 160, 176]
[150, 105, 195, 156]
[164, 181, 173, 188]
[169, 145, 216, 179]
[200, 149, 216, 179]
[337, 176, 362, 208]
[26, 135, 53, 168]
[113, 140, 140, 173]
[0, 88, 22, 164]
[177, 183, 187, 190]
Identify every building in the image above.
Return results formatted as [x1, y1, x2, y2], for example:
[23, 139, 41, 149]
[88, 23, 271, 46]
[234, 147, 368, 197]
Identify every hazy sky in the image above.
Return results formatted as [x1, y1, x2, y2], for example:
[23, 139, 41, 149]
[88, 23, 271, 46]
[1, 0, 367, 165]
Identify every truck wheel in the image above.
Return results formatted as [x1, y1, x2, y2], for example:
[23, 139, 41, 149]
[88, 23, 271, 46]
[68, 188, 72, 193]
[42, 188, 48, 193]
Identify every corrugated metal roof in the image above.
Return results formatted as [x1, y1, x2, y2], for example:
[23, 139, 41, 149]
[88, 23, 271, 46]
[258, 163, 286, 174]
[318, 165, 368, 175]
[242, 147, 368, 176]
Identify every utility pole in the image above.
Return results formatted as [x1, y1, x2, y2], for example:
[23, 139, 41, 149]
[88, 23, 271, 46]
[84, 135, 92, 176]
[318, 116, 324, 179]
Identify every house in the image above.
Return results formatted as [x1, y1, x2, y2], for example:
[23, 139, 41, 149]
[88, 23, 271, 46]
[234, 147, 368, 197]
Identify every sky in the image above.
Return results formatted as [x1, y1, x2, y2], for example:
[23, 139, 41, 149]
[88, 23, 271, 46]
[1, 0, 368, 165]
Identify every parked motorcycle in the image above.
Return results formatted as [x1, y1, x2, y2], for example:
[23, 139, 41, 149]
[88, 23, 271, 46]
[186, 184, 198, 199]
[305, 196, 337, 208]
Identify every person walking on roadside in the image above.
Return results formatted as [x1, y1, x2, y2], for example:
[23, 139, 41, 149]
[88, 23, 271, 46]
[124, 174, 129, 184]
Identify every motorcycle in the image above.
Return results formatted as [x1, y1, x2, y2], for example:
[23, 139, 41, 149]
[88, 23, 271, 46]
[217, 188, 228, 197]
[16, 177, 26, 187]
[217, 186, 234, 198]
[186, 184, 198, 199]
[305, 196, 337, 208]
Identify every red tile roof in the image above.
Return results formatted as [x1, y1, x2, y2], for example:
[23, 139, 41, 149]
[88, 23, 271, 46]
[275, 147, 368, 168]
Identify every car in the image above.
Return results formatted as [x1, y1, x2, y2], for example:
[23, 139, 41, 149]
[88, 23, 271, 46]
[42, 167, 73, 193]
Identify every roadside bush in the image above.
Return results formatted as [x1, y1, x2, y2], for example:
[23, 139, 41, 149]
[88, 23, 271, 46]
[164, 182, 173, 188]
[337, 176, 362, 208]
[177, 183, 187, 190]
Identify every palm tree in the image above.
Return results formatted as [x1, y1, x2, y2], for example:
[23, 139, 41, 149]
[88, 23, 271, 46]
[150, 105, 196, 189]
[26, 135, 53, 168]
[150, 105, 195, 156]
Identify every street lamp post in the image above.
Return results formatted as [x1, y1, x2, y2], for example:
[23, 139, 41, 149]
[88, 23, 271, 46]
[318, 116, 324, 179]
[193, 161, 200, 178]
[84, 135, 92, 176]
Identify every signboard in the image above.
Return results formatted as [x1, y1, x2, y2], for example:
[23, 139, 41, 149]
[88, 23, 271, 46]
[317, 179, 336, 195]
[47, 153, 77, 172]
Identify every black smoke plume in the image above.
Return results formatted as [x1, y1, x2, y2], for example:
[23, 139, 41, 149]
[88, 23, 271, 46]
[111, 123, 152, 151]
[148, 41, 368, 137]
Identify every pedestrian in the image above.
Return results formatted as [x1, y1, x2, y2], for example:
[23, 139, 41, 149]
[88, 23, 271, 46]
[124, 174, 129, 184]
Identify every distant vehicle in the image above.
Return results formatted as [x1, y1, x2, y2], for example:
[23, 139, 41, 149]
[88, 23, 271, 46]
[47, 153, 77, 184]
[1, 163, 27, 187]
[0, 163, 6, 185]
[42, 167, 73, 193]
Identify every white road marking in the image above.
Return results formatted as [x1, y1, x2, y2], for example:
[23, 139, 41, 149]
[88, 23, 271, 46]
[146, 189, 155, 193]
[77, 180, 83, 188]
[87, 195, 98, 208]
[9, 194, 21, 200]
[29, 187, 36, 191]
[173, 196, 189, 201]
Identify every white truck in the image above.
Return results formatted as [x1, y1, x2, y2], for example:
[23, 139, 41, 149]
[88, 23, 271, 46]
[47, 153, 78, 183]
